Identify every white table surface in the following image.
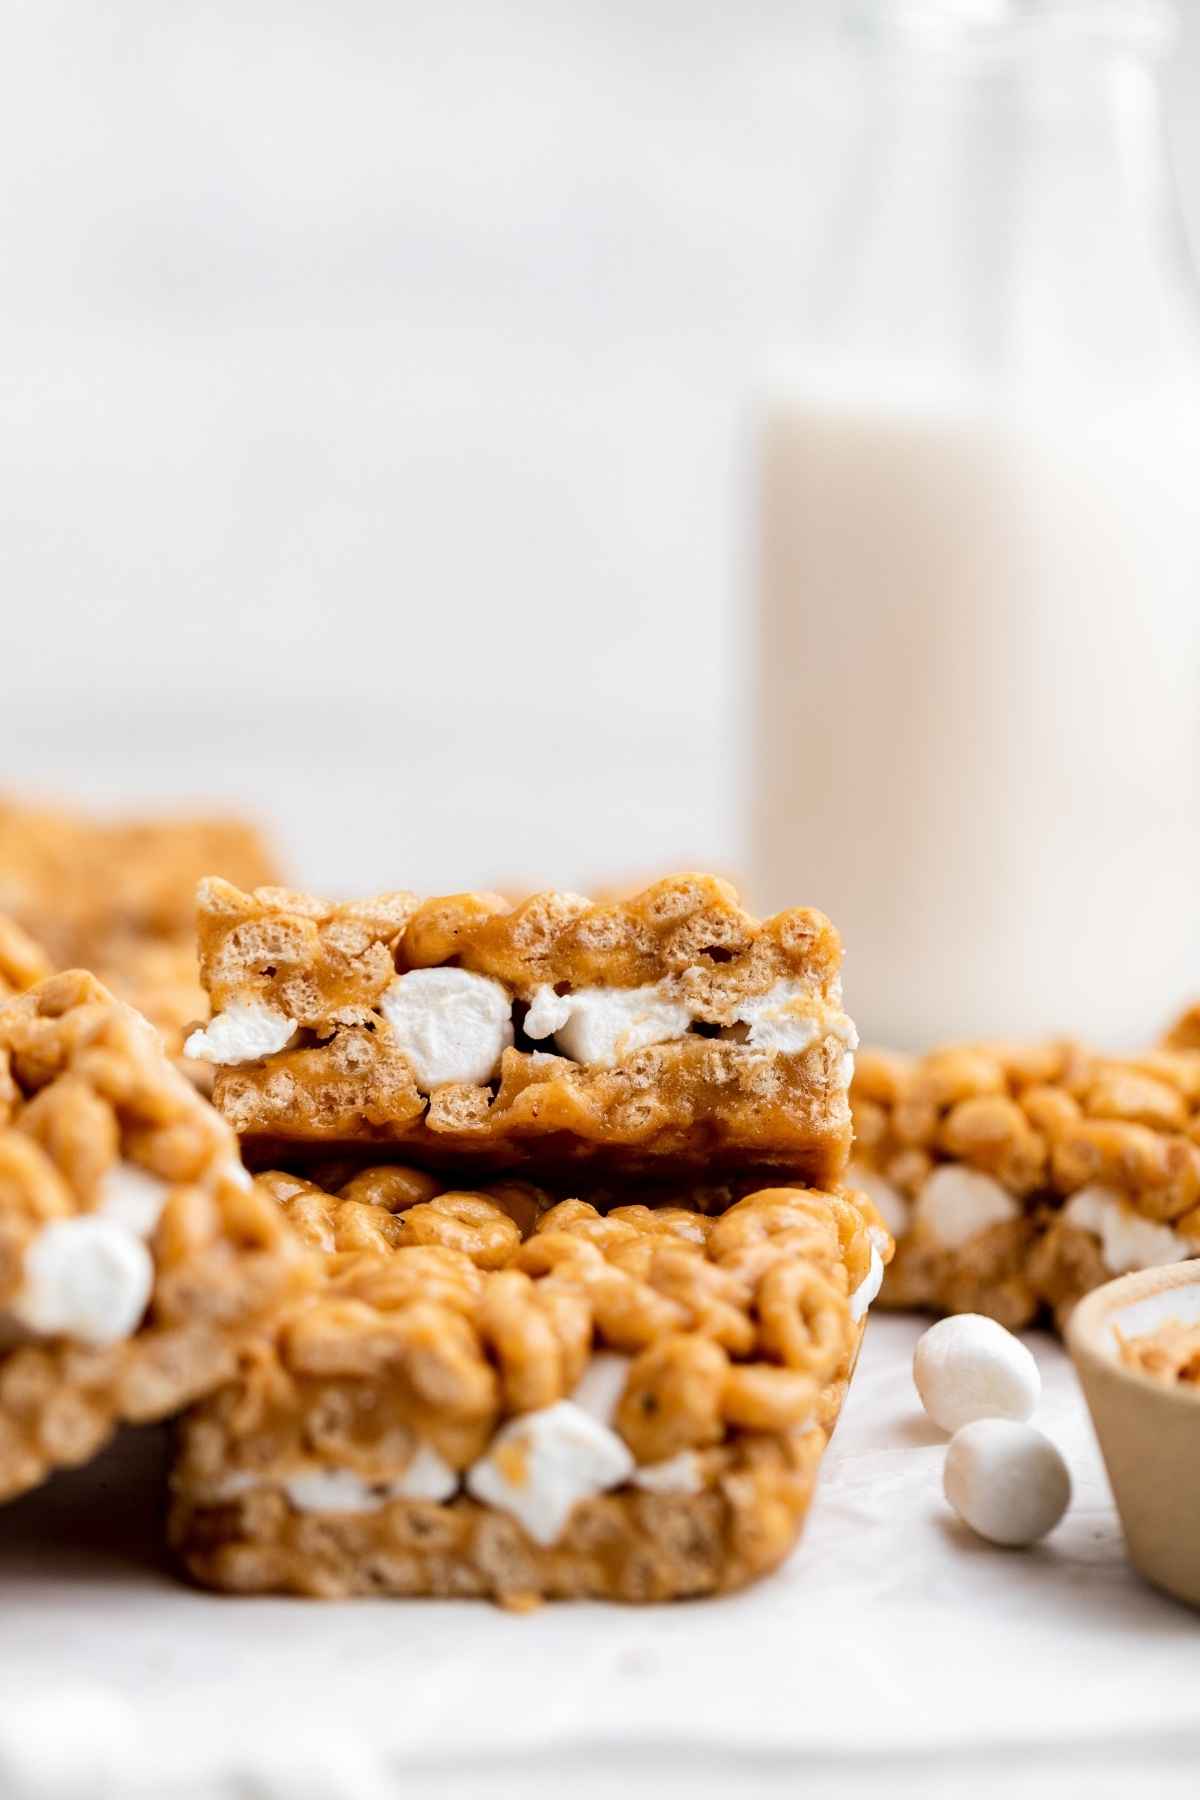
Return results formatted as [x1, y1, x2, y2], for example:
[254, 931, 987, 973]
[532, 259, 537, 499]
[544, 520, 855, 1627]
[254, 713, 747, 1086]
[0, 1314, 1196, 1800]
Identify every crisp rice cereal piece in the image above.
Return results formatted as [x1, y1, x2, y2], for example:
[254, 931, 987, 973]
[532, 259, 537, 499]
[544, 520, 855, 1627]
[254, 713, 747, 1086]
[168, 1179, 891, 1604]
[0, 971, 314, 1502]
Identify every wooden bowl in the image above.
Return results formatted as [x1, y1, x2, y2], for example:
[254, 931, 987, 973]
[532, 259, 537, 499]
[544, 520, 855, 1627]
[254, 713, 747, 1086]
[1067, 1259, 1200, 1609]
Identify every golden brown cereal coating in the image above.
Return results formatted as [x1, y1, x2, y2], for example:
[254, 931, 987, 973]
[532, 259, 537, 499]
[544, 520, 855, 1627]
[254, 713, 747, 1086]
[0, 915, 52, 1001]
[0, 799, 279, 967]
[194, 874, 856, 1181]
[0, 798, 281, 1079]
[852, 1037, 1200, 1332]
[170, 1180, 888, 1603]
[0, 971, 313, 1502]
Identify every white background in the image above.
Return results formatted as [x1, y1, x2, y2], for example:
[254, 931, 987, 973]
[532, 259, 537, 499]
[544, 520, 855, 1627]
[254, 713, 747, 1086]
[1, 0, 1198, 896]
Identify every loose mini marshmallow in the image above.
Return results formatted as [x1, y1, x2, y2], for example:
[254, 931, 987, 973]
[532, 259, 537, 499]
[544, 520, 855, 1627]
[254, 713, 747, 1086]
[524, 982, 692, 1067]
[12, 1217, 154, 1348]
[913, 1313, 1041, 1434]
[914, 1165, 1019, 1250]
[849, 1244, 885, 1322]
[943, 1418, 1071, 1547]
[185, 1000, 298, 1067]
[630, 1451, 704, 1496]
[282, 1447, 458, 1513]
[466, 1400, 634, 1546]
[851, 1164, 912, 1241]
[569, 1352, 632, 1426]
[379, 967, 514, 1090]
[1062, 1185, 1189, 1274]
[97, 1163, 171, 1239]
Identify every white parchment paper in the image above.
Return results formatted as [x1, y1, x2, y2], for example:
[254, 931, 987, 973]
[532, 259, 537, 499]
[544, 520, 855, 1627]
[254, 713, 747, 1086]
[0, 1316, 1196, 1800]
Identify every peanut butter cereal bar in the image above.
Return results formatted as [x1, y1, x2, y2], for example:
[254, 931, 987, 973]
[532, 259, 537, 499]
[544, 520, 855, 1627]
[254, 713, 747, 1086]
[0, 799, 278, 969]
[187, 874, 857, 1182]
[0, 971, 313, 1501]
[852, 1041, 1200, 1332]
[0, 799, 280, 1069]
[170, 1177, 890, 1604]
[1116, 1317, 1200, 1388]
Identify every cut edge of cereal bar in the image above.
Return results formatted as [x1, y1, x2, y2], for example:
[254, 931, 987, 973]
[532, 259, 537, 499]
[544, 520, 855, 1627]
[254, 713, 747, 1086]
[188, 874, 856, 1182]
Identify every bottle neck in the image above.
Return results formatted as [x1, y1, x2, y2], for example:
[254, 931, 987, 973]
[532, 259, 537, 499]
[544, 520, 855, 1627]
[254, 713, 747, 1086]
[807, 24, 1199, 392]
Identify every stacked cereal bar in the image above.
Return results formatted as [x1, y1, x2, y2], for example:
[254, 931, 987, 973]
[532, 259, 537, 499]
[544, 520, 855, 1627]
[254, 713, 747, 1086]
[186, 874, 856, 1182]
[0, 799, 280, 1068]
[0, 971, 313, 1500]
[851, 1041, 1200, 1331]
[171, 1177, 886, 1604]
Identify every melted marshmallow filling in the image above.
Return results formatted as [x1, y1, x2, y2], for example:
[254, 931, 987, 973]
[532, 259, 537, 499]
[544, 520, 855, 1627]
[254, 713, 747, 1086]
[914, 1166, 1019, 1250]
[850, 1163, 912, 1241]
[185, 1000, 299, 1067]
[192, 967, 858, 1090]
[1062, 1185, 1191, 1274]
[4, 1162, 171, 1349]
[849, 1244, 885, 1322]
[524, 975, 856, 1073]
[206, 1354, 711, 1539]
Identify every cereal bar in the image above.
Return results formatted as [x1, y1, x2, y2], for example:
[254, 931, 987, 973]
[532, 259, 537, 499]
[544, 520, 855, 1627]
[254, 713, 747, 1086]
[851, 1040, 1200, 1331]
[0, 971, 313, 1501]
[0, 798, 280, 1068]
[187, 874, 856, 1182]
[170, 1177, 890, 1604]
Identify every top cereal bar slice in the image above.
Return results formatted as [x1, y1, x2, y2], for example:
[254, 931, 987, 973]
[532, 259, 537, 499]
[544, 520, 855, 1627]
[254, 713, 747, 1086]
[0, 970, 314, 1501]
[189, 873, 856, 1183]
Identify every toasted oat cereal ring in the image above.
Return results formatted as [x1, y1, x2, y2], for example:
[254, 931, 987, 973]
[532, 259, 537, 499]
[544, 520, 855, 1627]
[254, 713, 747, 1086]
[756, 1261, 851, 1384]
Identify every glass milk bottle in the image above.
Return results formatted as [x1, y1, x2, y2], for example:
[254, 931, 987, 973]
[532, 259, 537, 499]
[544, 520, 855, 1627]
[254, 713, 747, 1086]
[754, 0, 1200, 1049]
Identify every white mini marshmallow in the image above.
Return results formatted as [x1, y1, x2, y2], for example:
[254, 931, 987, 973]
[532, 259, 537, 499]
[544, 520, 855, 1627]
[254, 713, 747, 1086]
[630, 1451, 704, 1496]
[396, 1443, 460, 1502]
[466, 1400, 634, 1546]
[729, 979, 820, 1053]
[914, 1165, 1018, 1250]
[379, 967, 513, 1090]
[913, 1313, 1041, 1434]
[850, 1163, 912, 1241]
[184, 1000, 298, 1066]
[849, 1244, 885, 1322]
[943, 1418, 1071, 1547]
[12, 1217, 154, 1348]
[97, 1163, 171, 1239]
[720, 983, 858, 1059]
[281, 1446, 458, 1513]
[524, 981, 691, 1067]
[569, 1351, 632, 1426]
[1062, 1185, 1188, 1275]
